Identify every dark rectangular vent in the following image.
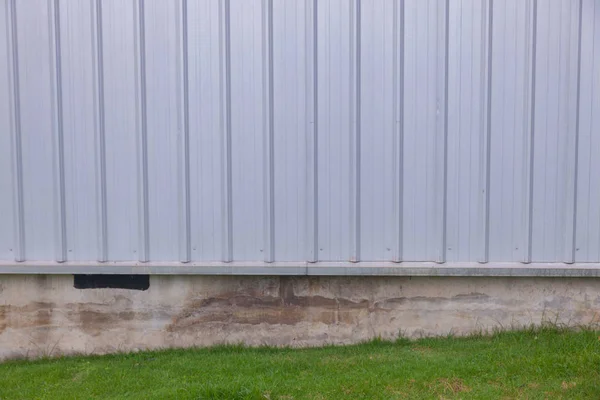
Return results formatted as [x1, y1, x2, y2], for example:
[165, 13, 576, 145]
[74, 274, 149, 291]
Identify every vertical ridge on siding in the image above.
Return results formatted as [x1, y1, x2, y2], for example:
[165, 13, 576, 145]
[220, 0, 233, 262]
[392, 0, 405, 262]
[262, 0, 275, 263]
[49, 0, 67, 263]
[436, 0, 450, 263]
[563, 0, 583, 263]
[349, 0, 361, 262]
[134, 0, 150, 262]
[305, 0, 318, 263]
[178, 0, 191, 263]
[92, 0, 108, 262]
[6, 0, 25, 262]
[478, 0, 493, 263]
[522, 0, 537, 263]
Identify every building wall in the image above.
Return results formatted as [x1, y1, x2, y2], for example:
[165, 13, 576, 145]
[1, 274, 600, 359]
[1, 1, 599, 359]
[1, 0, 599, 266]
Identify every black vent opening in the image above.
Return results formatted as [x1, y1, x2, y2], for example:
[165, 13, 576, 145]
[74, 274, 150, 291]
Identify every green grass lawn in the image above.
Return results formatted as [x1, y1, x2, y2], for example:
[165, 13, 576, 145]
[1, 327, 599, 399]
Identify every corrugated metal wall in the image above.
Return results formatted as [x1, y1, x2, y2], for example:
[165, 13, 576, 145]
[1, 0, 599, 266]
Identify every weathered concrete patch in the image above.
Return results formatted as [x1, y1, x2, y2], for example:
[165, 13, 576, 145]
[0, 275, 599, 360]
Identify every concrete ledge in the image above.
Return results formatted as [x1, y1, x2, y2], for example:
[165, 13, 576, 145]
[1, 274, 600, 359]
[1, 261, 600, 277]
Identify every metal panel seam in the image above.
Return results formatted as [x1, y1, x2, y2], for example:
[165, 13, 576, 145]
[5, 0, 25, 262]
[437, 0, 450, 263]
[522, 0, 538, 263]
[564, 0, 583, 263]
[178, 0, 191, 263]
[262, 0, 275, 263]
[135, 0, 150, 262]
[392, 0, 405, 262]
[305, 0, 318, 263]
[92, 0, 108, 262]
[478, 0, 493, 263]
[2, 261, 600, 277]
[349, 0, 361, 263]
[220, 0, 233, 262]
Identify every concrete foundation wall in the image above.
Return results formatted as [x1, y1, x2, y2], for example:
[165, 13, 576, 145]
[1, 275, 599, 360]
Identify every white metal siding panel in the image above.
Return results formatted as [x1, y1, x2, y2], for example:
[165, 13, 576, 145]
[15, 0, 57, 260]
[230, 0, 266, 261]
[188, 0, 224, 262]
[59, 0, 99, 261]
[402, 0, 447, 262]
[101, 0, 139, 261]
[531, 0, 580, 262]
[1, 0, 599, 267]
[359, 0, 395, 261]
[272, 1, 309, 261]
[446, 0, 487, 262]
[143, 0, 180, 261]
[316, 0, 352, 261]
[0, 1, 13, 260]
[488, 0, 531, 262]
[576, 0, 600, 262]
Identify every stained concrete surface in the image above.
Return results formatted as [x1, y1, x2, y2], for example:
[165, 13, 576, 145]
[0, 275, 599, 359]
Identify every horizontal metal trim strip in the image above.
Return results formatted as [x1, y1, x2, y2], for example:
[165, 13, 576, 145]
[1, 262, 600, 277]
